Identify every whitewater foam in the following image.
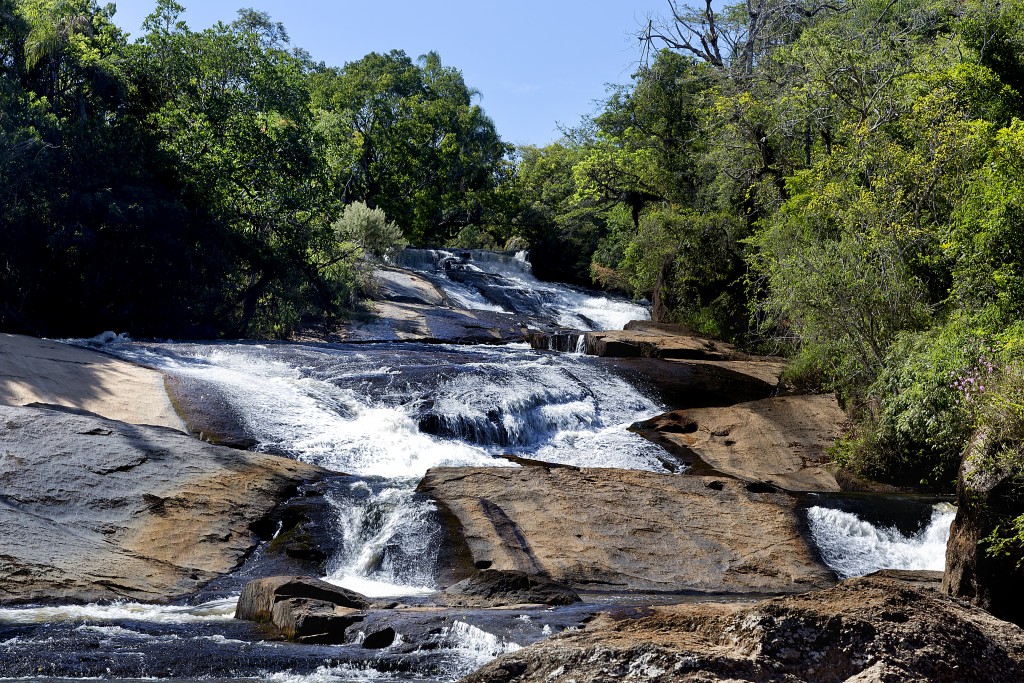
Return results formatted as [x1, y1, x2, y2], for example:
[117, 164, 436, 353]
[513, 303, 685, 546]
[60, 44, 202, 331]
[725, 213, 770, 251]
[807, 503, 955, 579]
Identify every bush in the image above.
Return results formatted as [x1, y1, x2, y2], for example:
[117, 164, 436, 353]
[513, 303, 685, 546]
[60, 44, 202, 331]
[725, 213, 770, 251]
[844, 320, 990, 487]
[332, 201, 407, 261]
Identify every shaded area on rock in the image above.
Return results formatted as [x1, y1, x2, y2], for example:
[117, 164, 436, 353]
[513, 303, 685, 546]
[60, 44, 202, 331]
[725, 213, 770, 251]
[0, 333, 183, 429]
[438, 570, 581, 607]
[0, 404, 325, 605]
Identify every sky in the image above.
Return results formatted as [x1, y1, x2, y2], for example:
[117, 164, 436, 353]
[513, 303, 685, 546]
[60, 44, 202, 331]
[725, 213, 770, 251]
[108, 1, 675, 147]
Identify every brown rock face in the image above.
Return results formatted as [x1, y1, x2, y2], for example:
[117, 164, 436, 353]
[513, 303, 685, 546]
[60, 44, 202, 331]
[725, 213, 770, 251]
[584, 321, 751, 360]
[943, 431, 1024, 625]
[0, 405, 325, 604]
[462, 574, 1024, 683]
[601, 357, 785, 410]
[268, 598, 363, 644]
[418, 466, 835, 594]
[0, 333, 183, 430]
[631, 394, 849, 492]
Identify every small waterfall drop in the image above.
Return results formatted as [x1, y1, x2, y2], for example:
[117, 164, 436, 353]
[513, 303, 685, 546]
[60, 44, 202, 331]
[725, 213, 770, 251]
[807, 503, 954, 579]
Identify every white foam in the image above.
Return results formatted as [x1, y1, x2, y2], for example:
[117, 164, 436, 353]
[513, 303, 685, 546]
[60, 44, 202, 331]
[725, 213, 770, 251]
[807, 504, 955, 579]
[0, 597, 238, 625]
[263, 664, 394, 682]
[438, 620, 521, 671]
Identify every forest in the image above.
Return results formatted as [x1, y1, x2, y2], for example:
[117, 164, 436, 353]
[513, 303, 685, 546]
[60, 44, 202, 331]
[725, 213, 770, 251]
[2, 0, 1024, 521]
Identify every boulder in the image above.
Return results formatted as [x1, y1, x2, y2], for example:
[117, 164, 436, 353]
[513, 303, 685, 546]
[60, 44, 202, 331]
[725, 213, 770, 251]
[0, 333, 182, 430]
[438, 569, 581, 607]
[631, 394, 848, 492]
[268, 598, 364, 644]
[372, 266, 448, 306]
[235, 575, 369, 622]
[462, 574, 1024, 683]
[0, 404, 326, 604]
[943, 430, 1024, 626]
[418, 466, 835, 594]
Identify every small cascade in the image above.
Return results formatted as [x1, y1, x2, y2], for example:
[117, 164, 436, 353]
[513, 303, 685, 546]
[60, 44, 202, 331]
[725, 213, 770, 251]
[398, 247, 648, 331]
[323, 481, 441, 597]
[807, 503, 955, 579]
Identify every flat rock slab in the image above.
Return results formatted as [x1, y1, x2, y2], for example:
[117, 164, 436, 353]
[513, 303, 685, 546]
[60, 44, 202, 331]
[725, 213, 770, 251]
[372, 267, 447, 306]
[0, 333, 183, 430]
[0, 405, 325, 605]
[463, 574, 1024, 683]
[633, 394, 849, 492]
[418, 466, 835, 594]
[583, 321, 752, 360]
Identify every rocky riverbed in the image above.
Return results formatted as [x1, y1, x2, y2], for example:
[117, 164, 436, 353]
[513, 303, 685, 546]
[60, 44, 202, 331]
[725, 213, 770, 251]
[0, 250, 1014, 682]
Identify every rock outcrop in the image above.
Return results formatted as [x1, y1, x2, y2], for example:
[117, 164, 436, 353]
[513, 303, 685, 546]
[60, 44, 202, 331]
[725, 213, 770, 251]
[438, 569, 581, 607]
[235, 576, 370, 643]
[0, 333, 183, 430]
[462, 574, 1024, 683]
[0, 404, 325, 604]
[943, 430, 1024, 626]
[601, 356, 785, 409]
[329, 300, 555, 344]
[418, 466, 835, 594]
[632, 394, 848, 492]
[578, 321, 753, 360]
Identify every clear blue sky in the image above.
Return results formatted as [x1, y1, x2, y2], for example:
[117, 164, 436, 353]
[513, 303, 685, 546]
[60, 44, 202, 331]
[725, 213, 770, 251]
[109, 1, 675, 147]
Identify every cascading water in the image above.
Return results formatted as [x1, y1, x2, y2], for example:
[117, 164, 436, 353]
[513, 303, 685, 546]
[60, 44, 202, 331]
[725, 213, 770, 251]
[806, 500, 955, 579]
[398, 248, 649, 331]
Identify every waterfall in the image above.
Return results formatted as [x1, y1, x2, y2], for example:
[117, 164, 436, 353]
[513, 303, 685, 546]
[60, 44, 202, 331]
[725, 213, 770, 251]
[806, 503, 954, 579]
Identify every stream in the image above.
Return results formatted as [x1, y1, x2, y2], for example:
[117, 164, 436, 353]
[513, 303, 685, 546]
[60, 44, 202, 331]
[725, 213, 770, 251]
[0, 249, 954, 682]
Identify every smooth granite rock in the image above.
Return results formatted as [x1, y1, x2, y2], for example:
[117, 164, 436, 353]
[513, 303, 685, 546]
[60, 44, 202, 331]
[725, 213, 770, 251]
[0, 405, 325, 604]
[0, 333, 183, 429]
[418, 466, 835, 594]
[632, 394, 849, 492]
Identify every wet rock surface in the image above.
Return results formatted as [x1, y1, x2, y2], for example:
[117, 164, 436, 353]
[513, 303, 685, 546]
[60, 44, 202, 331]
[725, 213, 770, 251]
[632, 394, 849, 492]
[334, 300, 557, 344]
[581, 321, 752, 360]
[419, 466, 835, 594]
[0, 404, 326, 604]
[461, 574, 1024, 683]
[438, 570, 581, 607]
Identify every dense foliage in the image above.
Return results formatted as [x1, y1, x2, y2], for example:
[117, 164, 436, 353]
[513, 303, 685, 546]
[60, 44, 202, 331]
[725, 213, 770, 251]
[0, 0, 510, 337]
[505, 0, 1024, 498]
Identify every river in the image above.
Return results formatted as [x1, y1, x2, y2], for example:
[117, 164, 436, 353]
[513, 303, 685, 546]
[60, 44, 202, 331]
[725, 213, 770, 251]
[0, 249, 953, 682]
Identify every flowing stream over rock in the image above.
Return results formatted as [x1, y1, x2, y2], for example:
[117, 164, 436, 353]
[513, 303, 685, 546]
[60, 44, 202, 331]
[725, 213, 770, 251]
[0, 252, 952, 682]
